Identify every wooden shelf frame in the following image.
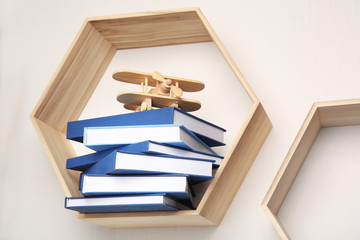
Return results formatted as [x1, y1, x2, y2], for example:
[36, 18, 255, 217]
[30, 7, 272, 228]
[262, 99, 360, 239]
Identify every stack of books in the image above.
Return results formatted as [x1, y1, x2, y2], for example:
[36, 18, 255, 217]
[64, 107, 226, 214]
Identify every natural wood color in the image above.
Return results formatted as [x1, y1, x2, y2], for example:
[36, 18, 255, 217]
[316, 100, 360, 127]
[151, 71, 183, 97]
[89, 10, 212, 50]
[144, 77, 148, 93]
[265, 105, 321, 215]
[113, 70, 205, 92]
[124, 104, 143, 112]
[32, 25, 116, 132]
[114, 70, 197, 111]
[170, 85, 183, 98]
[30, 7, 272, 228]
[117, 91, 201, 112]
[262, 99, 360, 239]
[262, 208, 290, 240]
[30, 119, 81, 197]
[78, 209, 216, 228]
[63, 46, 116, 134]
[195, 9, 259, 102]
[197, 102, 272, 224]
[31, 21, 92, 123]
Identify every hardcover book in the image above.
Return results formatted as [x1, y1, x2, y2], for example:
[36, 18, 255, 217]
[66, 148, 114, 171]
[65, 194, 191, 213]
[83, 124, 218, 155]
[67, 107, 226, 147]
[79, 174, 193, 205]
[119, 141, 223, 167]
[82, 150, 214, 183]
[66, 141, 223, 171]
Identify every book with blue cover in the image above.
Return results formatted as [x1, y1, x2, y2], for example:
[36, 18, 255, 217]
[66, 141, 223, 172]
[67, 107, 226, 147]
[65, 194, 191, 214]
[118, 141, 223, 167]
[79, 174, 193, 206]
[83, 124, 219, 156]
[66, 148, 115, 171]
[81, 150, 214, 183]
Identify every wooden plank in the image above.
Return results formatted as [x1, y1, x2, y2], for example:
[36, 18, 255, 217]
[317, 99, 360, 127]
[31, 21, 93, 121]
[197, 102, 272, 224]
[89, 9, 212, 49]
[195, 8, 259, 103]
[264, 105, 321, 214]
[37, 27, 115, 131]
[262, 207, 291, 240]
[87, 7, 201, 22]
[62, 46, 117, 133]
[78, 209, 215, 228]
[108, 35, 212, 50]
[30, 118, 81, 197]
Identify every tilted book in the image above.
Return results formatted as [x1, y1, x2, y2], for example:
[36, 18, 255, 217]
[82, 150, 214, 184]
[66, 141, 223, 172]
[66, 148, 115, 171]
[118, 140, 223, 167]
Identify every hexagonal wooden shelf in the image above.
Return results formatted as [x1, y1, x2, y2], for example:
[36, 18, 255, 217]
[30, 7, 272, 228]
[262, 99, 360, 239]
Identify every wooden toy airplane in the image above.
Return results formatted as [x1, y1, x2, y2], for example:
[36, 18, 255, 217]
[113, 70, 205, 112]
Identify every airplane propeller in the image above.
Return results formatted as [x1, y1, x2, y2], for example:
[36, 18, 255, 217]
[152, 71, 183, 97]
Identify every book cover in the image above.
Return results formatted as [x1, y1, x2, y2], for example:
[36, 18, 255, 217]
[67, 140, 222, 167]
[66, 141, 223, 172]
[79, 174, 193, 205]
[66, 148, 116, 171]
[83, 124, 219, 156]
[119, 140, 223, 167]
[65, 194, 191, 214]
[83, 150, 214, 183]
[67, 107, 225, 147]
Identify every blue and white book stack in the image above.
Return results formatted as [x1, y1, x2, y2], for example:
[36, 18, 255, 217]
[65, 107, 226, 214]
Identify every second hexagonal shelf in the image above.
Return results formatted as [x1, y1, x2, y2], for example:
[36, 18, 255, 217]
[262, 99, 360, 239]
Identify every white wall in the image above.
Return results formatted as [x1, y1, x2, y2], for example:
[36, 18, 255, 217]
[1, 0, 360, 239]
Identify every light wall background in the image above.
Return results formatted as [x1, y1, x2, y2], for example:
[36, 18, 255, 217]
[1, 0, 360, 239]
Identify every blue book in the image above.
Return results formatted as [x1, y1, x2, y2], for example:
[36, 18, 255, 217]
[66, 141, 223, 171]
[83, 124, 219, 156]
[66, 148, 116, 171]
[79, 174, 193, 206]
[83, 150, 214, 184]
[65, 194, 191, 214]
[67, 107, 226, 147]
[119, 141, 223, 167]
